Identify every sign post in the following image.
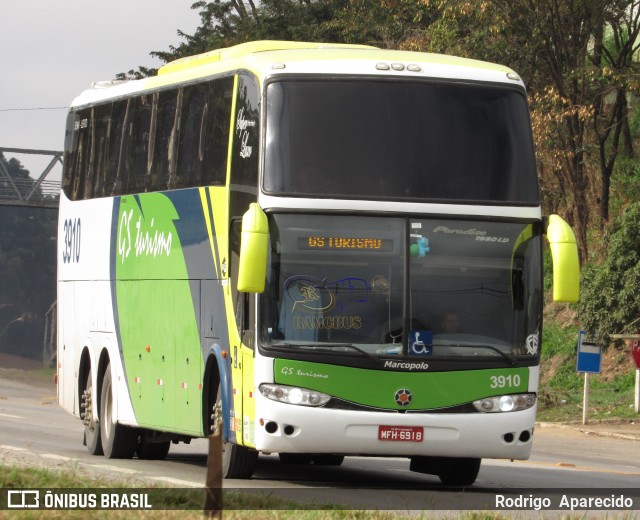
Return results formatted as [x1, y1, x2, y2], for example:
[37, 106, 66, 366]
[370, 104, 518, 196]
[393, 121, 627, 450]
[576, 330, 602, 425]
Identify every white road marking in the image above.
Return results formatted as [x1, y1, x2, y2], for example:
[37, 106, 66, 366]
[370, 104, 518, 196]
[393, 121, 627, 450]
[80, 463, 139, 475]
[0, 445, 27, 451]
[41, 454, 73, 461]
[0, 413, 24, 419]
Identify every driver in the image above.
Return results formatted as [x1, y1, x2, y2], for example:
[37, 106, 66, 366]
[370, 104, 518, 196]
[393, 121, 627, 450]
[440, 310, 461, 334]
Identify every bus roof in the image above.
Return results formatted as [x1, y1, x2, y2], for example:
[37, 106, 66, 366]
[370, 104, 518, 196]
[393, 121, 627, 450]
[69, 40, 524, 108]
[156, 40, 378, 76]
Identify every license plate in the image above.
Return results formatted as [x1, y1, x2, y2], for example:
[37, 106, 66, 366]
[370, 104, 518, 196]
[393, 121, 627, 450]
[378, 425, 424, 442]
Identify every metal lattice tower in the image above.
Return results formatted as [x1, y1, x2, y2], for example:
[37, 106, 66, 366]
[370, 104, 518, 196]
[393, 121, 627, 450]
[0, 147, 62, 208]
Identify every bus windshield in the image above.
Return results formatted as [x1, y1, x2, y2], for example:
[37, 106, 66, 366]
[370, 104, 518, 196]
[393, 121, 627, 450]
[260, 214, 542, 361]
[264, 79, 539, 204]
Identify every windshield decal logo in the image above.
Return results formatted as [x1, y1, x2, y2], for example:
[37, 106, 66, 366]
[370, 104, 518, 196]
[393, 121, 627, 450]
[236, 107, 256, 159]
[284, 275, 378, 332]
[432, 225, 509, 243]
[394, 388, 413, 406]
[286, 276, 335, 313]
[526, 333, 539, 355]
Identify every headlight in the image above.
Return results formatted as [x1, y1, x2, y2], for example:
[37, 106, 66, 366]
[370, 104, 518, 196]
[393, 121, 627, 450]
[473, 393, 536, 413]
[259, 383, 331, 407]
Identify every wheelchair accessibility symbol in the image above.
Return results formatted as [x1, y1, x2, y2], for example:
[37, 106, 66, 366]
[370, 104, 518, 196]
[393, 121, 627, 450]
[409, 330, 433, 356]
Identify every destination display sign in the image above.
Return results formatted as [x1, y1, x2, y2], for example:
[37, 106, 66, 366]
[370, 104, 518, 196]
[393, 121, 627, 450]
[297, 236, 393, 251]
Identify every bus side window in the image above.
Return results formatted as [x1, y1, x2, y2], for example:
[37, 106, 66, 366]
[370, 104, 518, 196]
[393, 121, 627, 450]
[232, 74, 260, 189]
[72, 109, 91, 200]
[127, 95, 153, 195]
[202, 76, 233, 187]
[151, 89, 181, 191]
[108, 99, 132, 196]
[177, 85, 208, 188]
[230, 218, 252, 343]
[90, 103, 112, 198]
[62, 111, 78, 199]
[230, 218, 243, 329]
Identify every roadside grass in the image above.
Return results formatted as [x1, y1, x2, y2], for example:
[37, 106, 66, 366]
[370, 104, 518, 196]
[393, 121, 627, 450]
[0, 465, 514, 520]
[0, 366, 55, 387]
[538, 322, 638, 422]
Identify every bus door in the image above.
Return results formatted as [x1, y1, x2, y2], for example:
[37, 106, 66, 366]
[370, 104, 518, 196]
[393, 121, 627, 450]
[229, 219, 256, 447]
[228, 72, 260, 447]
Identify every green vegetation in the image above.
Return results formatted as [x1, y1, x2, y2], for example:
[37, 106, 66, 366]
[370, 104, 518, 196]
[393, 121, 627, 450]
[538, 321, 638, 423]
[579, 203, 640, 345]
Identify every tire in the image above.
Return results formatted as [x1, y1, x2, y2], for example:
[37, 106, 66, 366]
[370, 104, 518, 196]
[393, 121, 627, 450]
[82, 366, 103, 456]
[438, 458, 481, 486]
[222, 441, 258, 478]
[100, 363, 138, 459]
[279, 453, 313, 465]
[137, 439, 171, 460]
[213, 383, 257, 478]
[313, 455, 344, 466]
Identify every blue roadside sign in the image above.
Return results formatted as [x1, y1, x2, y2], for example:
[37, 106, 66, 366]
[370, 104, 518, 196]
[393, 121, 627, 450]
[576, 330, 602, 374]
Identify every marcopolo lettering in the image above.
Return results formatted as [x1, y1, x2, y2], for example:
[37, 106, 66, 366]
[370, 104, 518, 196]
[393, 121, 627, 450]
[383, 360, 429, 371]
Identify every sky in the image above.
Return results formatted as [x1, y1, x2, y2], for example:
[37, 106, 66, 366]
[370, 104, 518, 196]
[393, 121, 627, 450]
[0, 1, 200, 180]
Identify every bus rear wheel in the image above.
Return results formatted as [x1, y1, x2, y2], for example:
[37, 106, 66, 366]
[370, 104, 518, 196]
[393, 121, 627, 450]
[100, 363, 138, 459]
[81, 366, 102, 455]
[137, 439, 171, 460]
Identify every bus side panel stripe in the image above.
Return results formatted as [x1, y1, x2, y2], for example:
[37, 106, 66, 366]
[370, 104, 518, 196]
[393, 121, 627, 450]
[199, 187, 220, 279]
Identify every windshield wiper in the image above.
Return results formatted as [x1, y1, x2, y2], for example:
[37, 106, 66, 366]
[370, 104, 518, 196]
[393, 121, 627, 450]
[281, 343, 379, 361]
[438, 343, 516, 366]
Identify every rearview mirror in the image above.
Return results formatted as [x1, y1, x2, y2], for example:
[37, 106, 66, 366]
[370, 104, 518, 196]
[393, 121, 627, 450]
[545, 214, 579, 302]
[237, 203, 268, 293]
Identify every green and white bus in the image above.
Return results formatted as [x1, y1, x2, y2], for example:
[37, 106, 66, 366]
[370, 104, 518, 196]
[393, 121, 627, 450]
[57, 40, 579, 485]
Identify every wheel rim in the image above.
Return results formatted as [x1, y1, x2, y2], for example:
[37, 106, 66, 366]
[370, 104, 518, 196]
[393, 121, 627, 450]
[103, 378, 113, 440]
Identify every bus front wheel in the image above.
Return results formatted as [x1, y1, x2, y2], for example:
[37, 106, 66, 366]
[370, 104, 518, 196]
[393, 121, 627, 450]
[410, 456, 481, 486]
[222, 441, 258, 478]
[212, 382, 257, 478]
[100, 363, 138, 459]
[437, 457, 481, 486]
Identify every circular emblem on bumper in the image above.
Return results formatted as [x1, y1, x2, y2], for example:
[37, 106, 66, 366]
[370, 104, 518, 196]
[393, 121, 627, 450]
[395, 388, 412, 406]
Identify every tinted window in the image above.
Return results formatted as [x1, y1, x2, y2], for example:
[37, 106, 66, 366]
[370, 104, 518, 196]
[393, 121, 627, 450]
[203, 77, 234, 186]
[63, 76, 235, 200]
[90, 104, 112, 198]
[232, 74, 260, 188]
[261, 214, 542, 361]
[127, 95, 153, 194]
[265, 80, 539, 205]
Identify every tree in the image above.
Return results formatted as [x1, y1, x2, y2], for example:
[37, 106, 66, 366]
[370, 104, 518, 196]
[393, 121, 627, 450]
[579, 202, 640, 344]
[590, 2, 640, 222]
[122, 0, 640, 265]
[131, 0, 350, 75]
[0, 153, 57, 359]
[487, 0, 615, 263]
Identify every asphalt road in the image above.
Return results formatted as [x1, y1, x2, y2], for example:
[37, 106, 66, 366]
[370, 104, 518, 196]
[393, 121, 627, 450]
[0, 370, 639, 512]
